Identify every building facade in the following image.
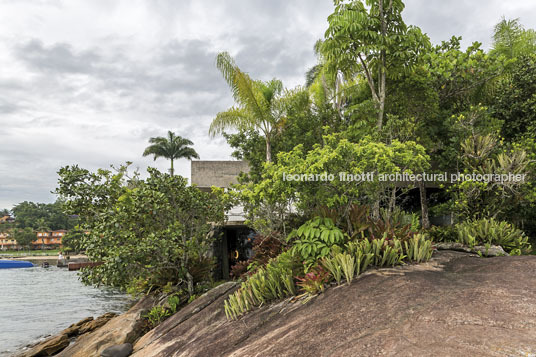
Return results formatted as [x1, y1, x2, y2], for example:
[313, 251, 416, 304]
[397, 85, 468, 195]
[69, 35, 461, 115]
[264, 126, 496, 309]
[191, 160, 254, 279]
[0, 230, 67, 250]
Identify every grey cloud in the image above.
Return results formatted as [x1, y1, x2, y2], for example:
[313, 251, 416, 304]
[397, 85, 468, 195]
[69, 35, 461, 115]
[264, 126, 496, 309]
[15, 39, 100, 74]
[1, 0, 535, 209]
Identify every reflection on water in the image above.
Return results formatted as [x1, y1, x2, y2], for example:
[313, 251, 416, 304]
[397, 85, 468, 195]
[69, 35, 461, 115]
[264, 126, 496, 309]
[0, 266, 131, 356]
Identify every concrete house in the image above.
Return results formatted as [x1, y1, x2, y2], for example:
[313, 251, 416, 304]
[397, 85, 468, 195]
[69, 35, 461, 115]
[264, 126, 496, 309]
[191, 160, 255, 279]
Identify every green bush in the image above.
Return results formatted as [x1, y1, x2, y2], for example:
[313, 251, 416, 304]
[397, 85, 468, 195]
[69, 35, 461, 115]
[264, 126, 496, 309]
[145, 306, 170, 328]
[455, 218, 532, 255]
[287, 217, 346, 269]
[224, 251, 300, 320]
[427, 225, 457, 243]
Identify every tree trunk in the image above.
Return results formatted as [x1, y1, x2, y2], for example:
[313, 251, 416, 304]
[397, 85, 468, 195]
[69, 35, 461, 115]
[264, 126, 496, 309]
[372, 199, 380, 220]
[418, 180, 430, 229]
[186, 271, 194, 296]
[388, 187, 396, 215]
[170, 159, 174, 176]
[265, 135, 272, 162]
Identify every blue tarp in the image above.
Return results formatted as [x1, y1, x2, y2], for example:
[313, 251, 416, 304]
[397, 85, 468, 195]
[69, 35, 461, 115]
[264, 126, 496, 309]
[0, 260, 34, 269]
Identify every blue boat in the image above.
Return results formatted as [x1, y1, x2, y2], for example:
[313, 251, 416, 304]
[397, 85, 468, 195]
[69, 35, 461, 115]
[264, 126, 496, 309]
[0, 260, 34, 269]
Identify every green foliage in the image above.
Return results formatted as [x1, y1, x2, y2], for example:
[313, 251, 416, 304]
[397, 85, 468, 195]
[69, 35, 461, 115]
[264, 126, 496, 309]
[224, 251, 300, 320]
[455, 218, 532, 255]
[359, 237, 406, 267]
[235, 135, 430, 235]
[145, 305, 171, 328]
[323, 0, 430, 129]
[167, 295, 181, 314]
[288, 217, 346, 269]
[402, 234, 434, 263]
[210, 52, 285, 162]
[336, 252, 355, 285]
[492, 54, 536, 140]
[142, 131, 199, 176]
[11, 201, 76, 231]
[61, 228, 85, 253]
[12, 227, 36, 248]
[55, 164, 224, 293]
[427, 225, 457, 243]
[491, 18, 536, 60]
[321, 254, 343, 285]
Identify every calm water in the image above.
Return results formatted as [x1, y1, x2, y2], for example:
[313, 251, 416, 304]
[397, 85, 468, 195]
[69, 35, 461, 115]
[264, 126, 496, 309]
[0, 265, 131, 356]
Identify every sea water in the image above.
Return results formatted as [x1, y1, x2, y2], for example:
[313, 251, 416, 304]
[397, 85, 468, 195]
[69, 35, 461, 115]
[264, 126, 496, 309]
[0, 266, 131, 356]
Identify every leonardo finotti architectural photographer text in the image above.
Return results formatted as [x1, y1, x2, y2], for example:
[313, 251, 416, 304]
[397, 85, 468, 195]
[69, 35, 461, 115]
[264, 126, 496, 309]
[282, 171, 527, 184]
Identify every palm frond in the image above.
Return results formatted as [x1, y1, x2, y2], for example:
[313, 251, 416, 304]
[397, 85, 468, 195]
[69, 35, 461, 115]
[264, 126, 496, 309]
[209, 107, 253, 137]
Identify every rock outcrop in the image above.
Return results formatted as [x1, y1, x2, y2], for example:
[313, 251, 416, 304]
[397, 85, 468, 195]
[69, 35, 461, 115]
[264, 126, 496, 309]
[55, 295, 154, 357]
[16, 313, 117, 357]
[131, 251, 536, 356]
[16, 334, 70, 357]
[435, 242, 507, 256]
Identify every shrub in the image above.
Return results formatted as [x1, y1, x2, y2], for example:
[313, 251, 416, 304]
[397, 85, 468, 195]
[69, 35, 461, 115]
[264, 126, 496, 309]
[287, 217, 346, 269]
[427, 225, 457, 242]
[455, 218, 532, 255]
[230, 234, 283, 279]
[167, 295, 181, 314]
[145, 306, 170, 328]
[230, 261, 250, 279]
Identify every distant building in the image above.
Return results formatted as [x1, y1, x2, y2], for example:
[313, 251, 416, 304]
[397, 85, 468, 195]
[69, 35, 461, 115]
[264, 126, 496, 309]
[0, 215, 15, 224]
[33, 230, 66, 248]
[0, 232, 18, 250]
[0, 230, 68, 250]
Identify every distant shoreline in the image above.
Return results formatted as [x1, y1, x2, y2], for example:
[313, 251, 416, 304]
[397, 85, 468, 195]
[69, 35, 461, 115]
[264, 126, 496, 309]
[10, 254, 87, 261]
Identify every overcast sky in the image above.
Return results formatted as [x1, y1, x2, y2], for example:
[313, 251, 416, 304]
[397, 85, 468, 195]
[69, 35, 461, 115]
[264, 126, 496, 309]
[0, 0, 535, 209]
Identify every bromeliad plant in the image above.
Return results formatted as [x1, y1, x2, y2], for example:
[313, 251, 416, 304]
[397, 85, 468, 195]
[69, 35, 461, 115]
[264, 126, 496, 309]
[287, 217, 346, 270]
[224, 251, 300, 320]
[401, 234, 434, 263]
[455, 218, 532, 255]
[296, 266, 330, 295]
[359, 237, 406, 267]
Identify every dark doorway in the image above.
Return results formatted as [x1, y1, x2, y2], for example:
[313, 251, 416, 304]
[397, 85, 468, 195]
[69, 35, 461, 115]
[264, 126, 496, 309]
[212, 226, 255, 280]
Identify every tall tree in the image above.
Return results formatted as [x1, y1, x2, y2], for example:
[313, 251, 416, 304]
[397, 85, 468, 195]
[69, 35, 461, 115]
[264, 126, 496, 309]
[11, 201, 76, 230]
[13, 227, 36, 249]
[143, 131, 199, 176]
[323, 0, 429, 131]
[209, 52, 285, 162]
[492, 17, 536, 59]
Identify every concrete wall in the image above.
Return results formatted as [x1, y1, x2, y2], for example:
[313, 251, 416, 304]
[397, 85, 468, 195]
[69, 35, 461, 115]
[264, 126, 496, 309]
[191, 161, 250, 189]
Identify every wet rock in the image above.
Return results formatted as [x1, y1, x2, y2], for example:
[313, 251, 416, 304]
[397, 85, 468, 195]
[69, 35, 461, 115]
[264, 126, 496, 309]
[17, 333, 70, 357]
[101, 343, 133, 357]
[131, 252, 536, 356]
[78, 312, 117, 335]
[61, 317, 94, 337]
[55, 296, 153, 357]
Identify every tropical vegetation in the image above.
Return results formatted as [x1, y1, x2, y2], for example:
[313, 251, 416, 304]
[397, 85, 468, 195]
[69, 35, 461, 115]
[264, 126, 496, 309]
[47, 0, 536, 327]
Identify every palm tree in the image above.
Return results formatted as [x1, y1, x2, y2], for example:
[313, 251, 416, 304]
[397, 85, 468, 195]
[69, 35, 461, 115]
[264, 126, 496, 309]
[209, 52, 284, 162]
[492, 17, 536, 59]
[143, 131, 199, 176]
